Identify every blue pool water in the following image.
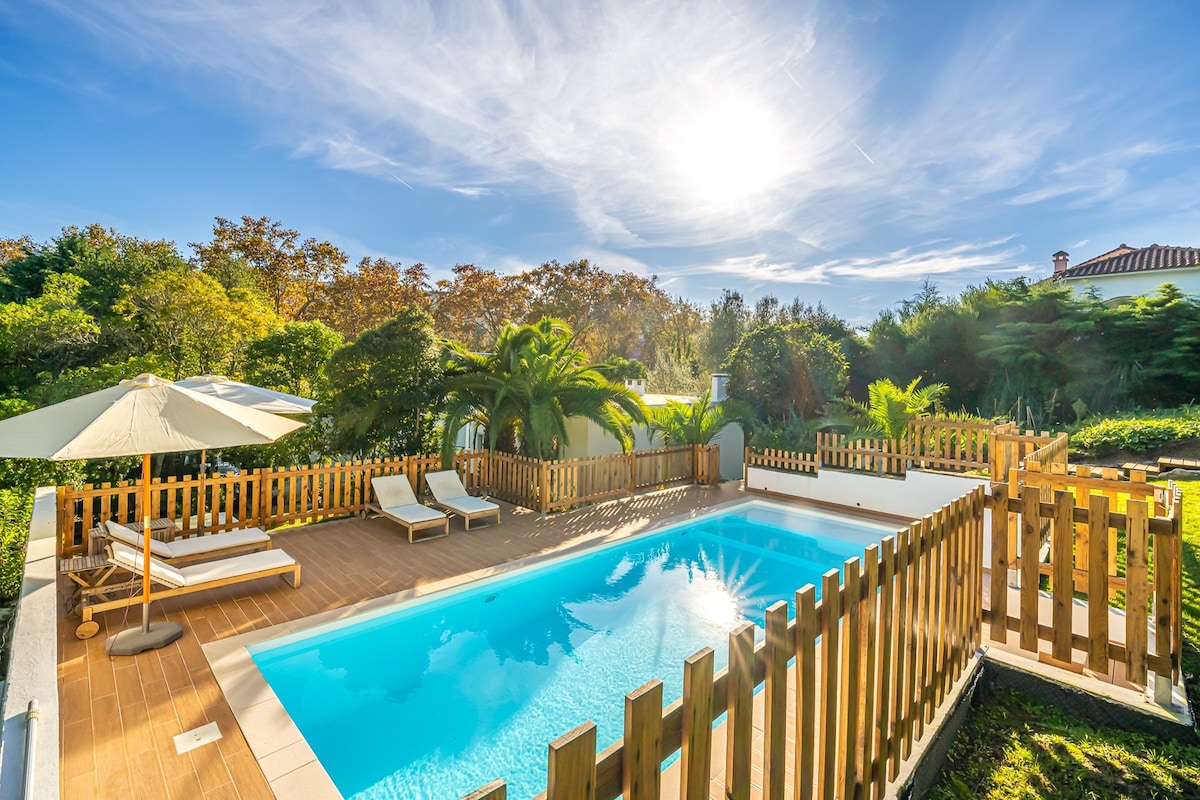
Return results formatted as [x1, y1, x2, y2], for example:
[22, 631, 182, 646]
[249, 502, 893, 800]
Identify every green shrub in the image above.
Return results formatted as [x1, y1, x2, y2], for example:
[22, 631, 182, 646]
[0, 489, 33, 602]
[1073, 415, 1200, 455]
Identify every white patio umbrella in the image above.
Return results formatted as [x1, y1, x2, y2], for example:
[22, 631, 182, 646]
[175, 376, 317, 527]
[0, 373, 304, 655]
[173, 375, 316, 415]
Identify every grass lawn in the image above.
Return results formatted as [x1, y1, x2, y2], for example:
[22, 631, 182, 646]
[928, 687, 1200, 799]
[930, 477, 1200, 798]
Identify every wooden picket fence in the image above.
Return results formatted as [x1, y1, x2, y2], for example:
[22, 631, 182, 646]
[746, 418, 1010, 482]
[488, 445, 717, 513]
[902, 418, 993, 473]
[55, 446, 719, 557]
[744, 447, 819, 479]
[817, 433, 907, 476]
[463, 485, 988, 800]
[990, 427, 1057, 481]
[986, 470, 1182, 687]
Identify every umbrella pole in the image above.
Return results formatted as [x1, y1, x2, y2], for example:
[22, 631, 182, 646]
[198, 448, 207, 534]
[106, 452, 184, 656]
[141, 452, 152, 633]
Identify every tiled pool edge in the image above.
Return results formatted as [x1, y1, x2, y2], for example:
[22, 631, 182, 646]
[204, 495, 770, 798]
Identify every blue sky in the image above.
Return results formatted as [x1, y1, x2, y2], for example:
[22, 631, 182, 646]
[2, 1, 1199, 325]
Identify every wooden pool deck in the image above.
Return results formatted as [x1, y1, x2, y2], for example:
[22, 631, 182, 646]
[57, 483, 746, 800]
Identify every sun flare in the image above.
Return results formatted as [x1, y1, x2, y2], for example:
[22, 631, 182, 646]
[669, 96, 787, 206]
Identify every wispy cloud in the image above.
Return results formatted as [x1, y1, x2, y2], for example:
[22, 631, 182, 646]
[676, 238, 1023, 286]
[18, 0, 1200, 299]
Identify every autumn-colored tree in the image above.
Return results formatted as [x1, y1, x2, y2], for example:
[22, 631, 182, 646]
[191, 216, 347, 320]
[520, 259, 671, 361]
[318, 258, 431, 339]
[117, 270, 279, 378]
[0, 237, 34, 267]
[431, 263, 530, 351]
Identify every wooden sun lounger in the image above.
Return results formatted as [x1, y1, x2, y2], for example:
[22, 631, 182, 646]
[425, 470, 500, 530]
[367, 475, 449, 542]
[75, 541, 301, 639]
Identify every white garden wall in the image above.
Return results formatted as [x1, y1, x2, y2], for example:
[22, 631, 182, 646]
[746, 465, 987, 521]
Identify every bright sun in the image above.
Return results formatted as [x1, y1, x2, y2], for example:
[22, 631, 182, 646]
[669, 96, 786, 206]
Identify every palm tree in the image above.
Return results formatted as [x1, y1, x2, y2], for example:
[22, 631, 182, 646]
[647, 391, 729, 446]
[849, 377, 948, 440]
[441, 319, 647, 461]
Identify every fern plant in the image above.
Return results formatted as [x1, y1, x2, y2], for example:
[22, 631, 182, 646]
[848, 377, 948, 440]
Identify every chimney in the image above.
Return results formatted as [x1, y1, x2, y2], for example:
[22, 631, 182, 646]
[1052, 250, 1070, 275]
[710, 373, 729, 404]
[624, 378, 646, 396]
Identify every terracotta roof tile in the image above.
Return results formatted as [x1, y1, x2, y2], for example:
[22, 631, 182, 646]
[1059, 244, 1200, 279]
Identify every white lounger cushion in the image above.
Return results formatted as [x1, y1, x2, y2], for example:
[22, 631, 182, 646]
[106, 521, 269, 559]
[381, 503, 445, 524]
[109, 540, 296, 589]
[438, 495, 499, 515]
[178, 549, 297, 585]
[105, 521, 174, 558]
[424, 470, 471, 501]
[372, 475, 420, 508]
[108, 540, 186, 587]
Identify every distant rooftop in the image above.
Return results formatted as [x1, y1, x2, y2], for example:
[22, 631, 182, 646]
[1056, 243, 1200, 280]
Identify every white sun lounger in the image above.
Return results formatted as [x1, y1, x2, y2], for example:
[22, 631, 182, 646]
[104, 520, 271, 563]
[424, 470, 500, 530]
[75, 540, 301, 638]
[368, 475, 449, 542]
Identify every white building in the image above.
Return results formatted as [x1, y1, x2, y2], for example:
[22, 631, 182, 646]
[559, 373, 745, 480]
[1052, 244, 1200, 303]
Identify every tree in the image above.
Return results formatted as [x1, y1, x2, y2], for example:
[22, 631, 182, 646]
[431, 263, 530, 352]
[318, 258, 431, 339]
[521, 259, 671, 361]
[703, 289, 750, 370]
[0, 273, 100, 390]
[191, 216, 347, 320]
[244, 321, 343, 397]
[117, 270, 278, 379]
[320, 307, 444, 456]
[441, 319, 647, 461]
[724, 323, 848, 425]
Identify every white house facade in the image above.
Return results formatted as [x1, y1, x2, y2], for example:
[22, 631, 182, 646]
[1052, 244, 1200, 303]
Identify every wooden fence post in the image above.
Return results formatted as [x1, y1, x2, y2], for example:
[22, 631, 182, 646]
[623, 680, 663, 800]
[539, 459, 550, 518]
[256, 468, 270, 530]
[726, 621, 755, 800]
[547, 722, 597, 800]
[680, 648, 715, 800]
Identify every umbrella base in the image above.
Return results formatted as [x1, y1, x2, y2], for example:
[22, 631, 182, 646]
[105, 621, 184, 656]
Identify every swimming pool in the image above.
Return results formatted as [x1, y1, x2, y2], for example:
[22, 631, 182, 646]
[248, 501, 895, 800]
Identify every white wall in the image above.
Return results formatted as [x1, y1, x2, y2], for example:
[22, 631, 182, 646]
[711, 424, 745, 481]
[747, 465, 986, 521]
[1061, 270, 1200, 303]
[0, 487, 60, 800]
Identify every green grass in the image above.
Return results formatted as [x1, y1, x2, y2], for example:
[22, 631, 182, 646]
[929, 688, 1200, 799]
